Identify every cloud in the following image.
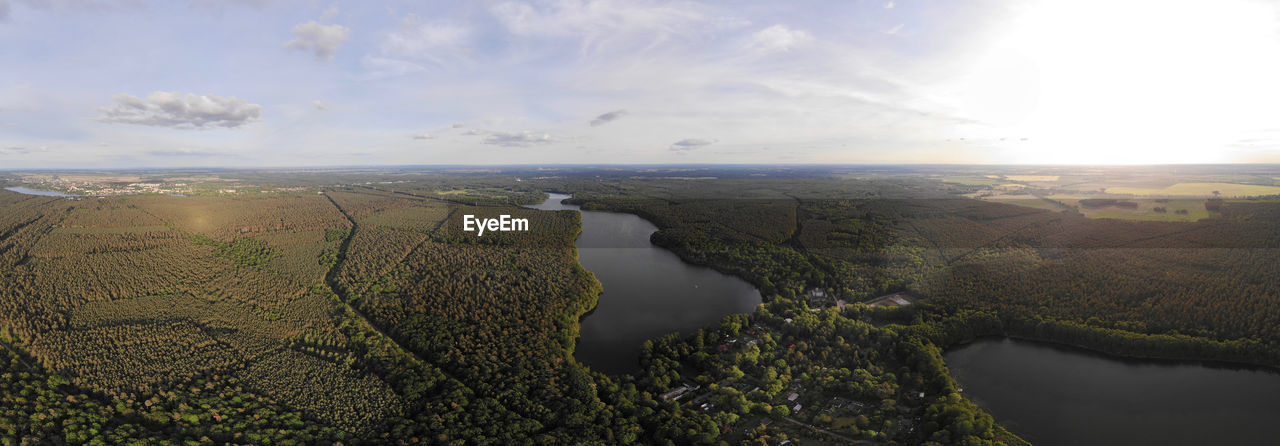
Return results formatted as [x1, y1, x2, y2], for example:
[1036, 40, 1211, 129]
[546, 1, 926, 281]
[748, 25, 813, 53]
[190, 0, 269, 10]
[481, 130, 554, 147]
[884, 24, 904, 35]
[670, 138, 716, 151]
[284, 21, 350, 60]
[589, 109, 628, 126]
[319, 5, 338, 21]
[96, 91, 262, 129]
[13, 0, 143, 14]
[146, 148, 227, 157]
[379, 15, 471, 65]
[0, 146, 30, 155]
[363, 15, 471, 79]
[411, 132, 433, 140]
[885, 1, 894, 9]
[311, 100, 328, 110]
[0, 0, 9, 21]
[488, 0, 718, 55]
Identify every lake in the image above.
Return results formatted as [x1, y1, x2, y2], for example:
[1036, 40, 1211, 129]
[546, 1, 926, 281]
[4, 186, 78, 197]
[526, 193, 762, 375]
[945, 338, 1280, 446]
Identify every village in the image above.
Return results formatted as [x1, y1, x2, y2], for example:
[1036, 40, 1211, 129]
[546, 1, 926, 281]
[654, 290, 923, 444]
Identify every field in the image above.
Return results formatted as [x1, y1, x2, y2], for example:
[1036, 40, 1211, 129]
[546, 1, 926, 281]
[939, 176, 1001, 186]
[1080, 198, 1212, 221]
[987, 195, 1215, 222]
[1004, 175, 1060, 182]
[1106, 182, 1280, 197]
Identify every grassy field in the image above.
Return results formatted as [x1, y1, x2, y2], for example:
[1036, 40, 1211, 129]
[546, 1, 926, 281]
[991, 195, 1214, 222]
[1106, 182, 1280, 197]
[940, 176, 1001, 186]
[1005, 175, 1060, 182]
[1083, 199, 1212, 222]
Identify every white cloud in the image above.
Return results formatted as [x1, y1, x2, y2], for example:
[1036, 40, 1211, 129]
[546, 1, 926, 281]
[748, 25, 812, 53]
[284, 21, 350, 60]
[590, 109, 628, 126]
[670, 138, 716, 151]
[0, 0, 9, 21]
[885, 1, 894, 9]
[411, 132, 433, 140]
[311, 100, 328, 110]
[96, 92, 262, 129]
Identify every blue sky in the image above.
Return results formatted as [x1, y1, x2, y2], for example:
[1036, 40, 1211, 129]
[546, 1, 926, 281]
[2, 0, 1279, 168]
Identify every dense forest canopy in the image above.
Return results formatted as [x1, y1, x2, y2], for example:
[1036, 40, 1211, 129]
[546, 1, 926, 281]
[1, 165, 1278, 444]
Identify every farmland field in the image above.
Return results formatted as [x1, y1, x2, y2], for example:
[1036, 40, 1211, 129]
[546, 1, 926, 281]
[1004, 175, 1060, 182]
[1106, 182, 1280, 197]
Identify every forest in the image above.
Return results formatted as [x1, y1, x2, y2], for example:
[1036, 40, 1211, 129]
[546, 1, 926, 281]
[1, 165, 1278, 444]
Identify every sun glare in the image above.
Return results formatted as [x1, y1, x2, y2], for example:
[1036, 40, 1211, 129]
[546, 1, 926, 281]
[954, 0, 1280, 164]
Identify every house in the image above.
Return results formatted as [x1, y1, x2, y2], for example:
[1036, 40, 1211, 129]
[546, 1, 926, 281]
[868, 292, 915, 307]
[659, 384, 699, 402]
[787, 392, 799, 402]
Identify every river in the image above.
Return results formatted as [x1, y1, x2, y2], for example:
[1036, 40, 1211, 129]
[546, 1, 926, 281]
[944, 338, 1280, 445]
[526, 193, 762, 375]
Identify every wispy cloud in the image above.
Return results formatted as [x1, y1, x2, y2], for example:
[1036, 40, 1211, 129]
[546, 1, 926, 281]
[319, 5, 338, 21]
[374, 14, 472, 71]
[670, 138, 716, 151]
[590, 109, 628, 126]
[146, 148, 230, 157]
[488, 0, 715, 56]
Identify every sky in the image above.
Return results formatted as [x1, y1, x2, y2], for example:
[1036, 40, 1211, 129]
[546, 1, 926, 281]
[2, 0, 1280, 168]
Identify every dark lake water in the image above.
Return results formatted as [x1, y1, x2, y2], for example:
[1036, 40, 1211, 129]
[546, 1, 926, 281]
[945, 338, 1280, 446]
[4, 186, 78, 197]
[526, 193, 761, 375]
